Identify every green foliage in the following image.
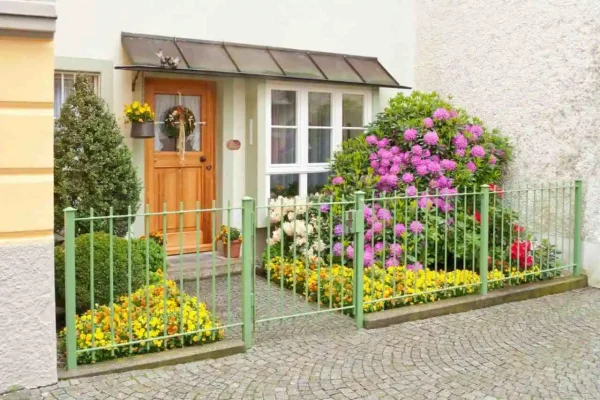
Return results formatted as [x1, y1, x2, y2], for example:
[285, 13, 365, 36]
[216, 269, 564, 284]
[55, 233, 164, 311]
[54, 75, 142, 236]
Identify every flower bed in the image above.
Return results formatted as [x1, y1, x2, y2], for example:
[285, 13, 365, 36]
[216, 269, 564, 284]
[60, 272, 224, 365]
[264, 256, 552, 314]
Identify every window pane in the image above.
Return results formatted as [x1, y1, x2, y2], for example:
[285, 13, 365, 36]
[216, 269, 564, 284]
[308, 129, 331, 163]
[346, 57, 397, 86]
[154, 94, 202, 152]
[343, 94, 364, 127]
[270, 50, 324, 80]
[271, 90, 296, 126]
[271, 128, 296, 164]
[63, 74, 75, 100]
[54, 74, 62, 118]
[226, 46, 283, 76]
[270, 174, 299, 199]
[177, 41, 237, 72]
[307, 172, 329, 195]
[308, 92, 331, 126]
[343, 129, 364, 141]
[310, 54, 362, 83]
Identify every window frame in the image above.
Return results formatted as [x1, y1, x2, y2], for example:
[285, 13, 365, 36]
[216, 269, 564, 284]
[54, 70, 101, 118]
[265, 81, 372, 200]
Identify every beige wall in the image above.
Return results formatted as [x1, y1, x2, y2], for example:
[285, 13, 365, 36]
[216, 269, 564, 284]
[0, 34, 57, 392]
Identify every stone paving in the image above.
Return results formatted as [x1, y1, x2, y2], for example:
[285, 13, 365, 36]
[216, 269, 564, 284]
[5, 287, 600, 399]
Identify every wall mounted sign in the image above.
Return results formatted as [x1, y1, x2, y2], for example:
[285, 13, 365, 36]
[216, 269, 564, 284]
[226, 139, 241, 151]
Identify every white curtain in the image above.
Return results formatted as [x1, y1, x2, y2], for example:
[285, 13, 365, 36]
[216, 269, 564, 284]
[154, 94, 201, 152]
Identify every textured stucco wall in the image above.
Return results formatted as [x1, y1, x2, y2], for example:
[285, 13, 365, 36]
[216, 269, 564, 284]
[415, 0, 600, 286]
[0, 240, 56, 393]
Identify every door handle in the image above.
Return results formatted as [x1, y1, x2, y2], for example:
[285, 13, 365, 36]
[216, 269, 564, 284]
[206, 165, 212, 171]
[199, 156, 207, 162]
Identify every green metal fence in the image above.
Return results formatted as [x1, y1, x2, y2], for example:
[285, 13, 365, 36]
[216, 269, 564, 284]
[62, 181, 583, 370]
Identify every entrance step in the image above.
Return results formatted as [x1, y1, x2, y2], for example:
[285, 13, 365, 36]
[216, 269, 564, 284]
[166, 252, 242, 281]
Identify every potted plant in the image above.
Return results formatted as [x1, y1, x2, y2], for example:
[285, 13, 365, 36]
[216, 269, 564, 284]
[124, 101, 155, 139]
[215, 225, 242, 258]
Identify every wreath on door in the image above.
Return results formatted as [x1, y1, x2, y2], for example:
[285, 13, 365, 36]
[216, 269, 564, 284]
[163, 106, 196, 138]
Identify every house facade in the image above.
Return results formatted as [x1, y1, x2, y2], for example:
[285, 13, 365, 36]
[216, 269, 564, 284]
[52, 0, 415, 254]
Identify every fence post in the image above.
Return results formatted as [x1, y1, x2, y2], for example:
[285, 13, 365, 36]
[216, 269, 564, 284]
[241, 197, 254, 350]
[479, 185, 489, 295]
[64, 207, 77, 370]
[353, 191, 365, 329]
[573, 180, 583, 276]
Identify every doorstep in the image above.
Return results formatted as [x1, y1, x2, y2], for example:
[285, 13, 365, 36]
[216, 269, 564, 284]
[166, 253, 242, 281]
[58, 339, 245, 380]
[363, 275, 588, 329]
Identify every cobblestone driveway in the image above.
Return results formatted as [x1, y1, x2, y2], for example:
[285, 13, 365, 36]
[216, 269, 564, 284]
[5, 288, 600, 400]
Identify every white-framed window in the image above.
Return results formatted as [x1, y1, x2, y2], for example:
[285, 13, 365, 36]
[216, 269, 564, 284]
[54, 71, 100, 118]
[266, 82, 371, 200]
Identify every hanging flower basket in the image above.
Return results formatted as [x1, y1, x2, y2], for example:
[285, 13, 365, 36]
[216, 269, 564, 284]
[124, 101, 155, 139]
[164, 106, 195, 138]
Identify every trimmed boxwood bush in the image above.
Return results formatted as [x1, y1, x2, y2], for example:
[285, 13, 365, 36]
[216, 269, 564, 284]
[55, 233, 165, 311]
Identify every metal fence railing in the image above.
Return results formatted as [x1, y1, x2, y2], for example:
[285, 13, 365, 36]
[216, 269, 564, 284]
[61, 181, 583, 370]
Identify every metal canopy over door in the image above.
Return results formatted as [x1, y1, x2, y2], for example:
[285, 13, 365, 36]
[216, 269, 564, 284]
[144, 78, 216, 254]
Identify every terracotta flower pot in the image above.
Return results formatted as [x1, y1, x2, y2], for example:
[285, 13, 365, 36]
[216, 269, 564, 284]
[130, 121, 155, 139]
[222, 240, 242, 258]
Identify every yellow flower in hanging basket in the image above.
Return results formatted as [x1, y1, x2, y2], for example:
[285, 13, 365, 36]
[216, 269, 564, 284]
[124, 101, 154, 123]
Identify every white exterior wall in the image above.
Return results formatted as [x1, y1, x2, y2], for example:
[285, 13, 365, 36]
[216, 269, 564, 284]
[415, 0, 600, 286]
[53, 0, 414, 228]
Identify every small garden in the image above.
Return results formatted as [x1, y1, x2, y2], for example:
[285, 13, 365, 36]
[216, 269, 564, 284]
[261, 91, 564, 313]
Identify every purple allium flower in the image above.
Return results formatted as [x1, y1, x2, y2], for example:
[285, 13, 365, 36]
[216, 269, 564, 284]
[411, 145, 423, 155]
[410, 220, 424, 234]
[423, 117, 434, 128]
[440, 159, 457, 171]
[389, 164, 401, 174]
[431, 155, 440, 162]
[402, 173, 414, 183]
[390, 146, 400, 154]
[380, 158, 390, 167]
[489, 155, 497, 165]
[456, 149, 466, 157]
[423, 149, 431, 158]
[453, 134, 468, 149]
[470, 145, 486, 158]
[364, 205, 372, 220]
[416, 165, 429, 176]
[410, 155, 423, 166]
[428, 161, 441, 174]
[332, 176, 344, 185]
[406, 185, 417, 196]
[469, 125, 483, 137]
[370, 160, 379, 169]
[377, 208, 392, 222]
[433, 108, 451, 120]
[366, 135, 378, 145]
[466, 161, 477, 173]
[376, 138, 390, 148]
[394, 223, 406, 236]
[385, 257, 399, 268]
[373, 221, 383, 234]
[378, 149, 392, 159]
[407, 262, 423, 271]
[437, 176, 450, 188]
[424, 131, 439, 146]
[346, 245, 354, 260]
[320, 204, 329, 213]
[364, 249, 374, 267]
[389, 243, 403, 257]
[377, 167, 389, 176]
[365, 229, 373, 242]
[334, 224, 344, 237]
[374, 242, 384, 253]
[403, 128, 417, 142]
[382, 174, 398, 187]
[333, 242, 343, 256]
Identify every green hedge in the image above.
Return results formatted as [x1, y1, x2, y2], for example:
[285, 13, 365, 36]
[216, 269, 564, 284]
[55, 233, 164, 311]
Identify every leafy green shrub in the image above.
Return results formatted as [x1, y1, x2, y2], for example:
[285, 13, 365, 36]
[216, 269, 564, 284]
[54, 75, 141, 236]
[55, 233, 164, 311]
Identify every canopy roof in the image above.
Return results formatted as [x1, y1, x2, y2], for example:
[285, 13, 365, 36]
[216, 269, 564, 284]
[117, 32, 409, 89]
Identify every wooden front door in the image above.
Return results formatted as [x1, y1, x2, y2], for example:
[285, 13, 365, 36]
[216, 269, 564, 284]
[144, 78, 216, 254]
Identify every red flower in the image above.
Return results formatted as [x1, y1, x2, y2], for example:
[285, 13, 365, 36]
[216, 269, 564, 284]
[489, 183, 504, 199]
[510, 240, 533, 269]
[513, 224, 525, 233]
[475, 211, 481, 223]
